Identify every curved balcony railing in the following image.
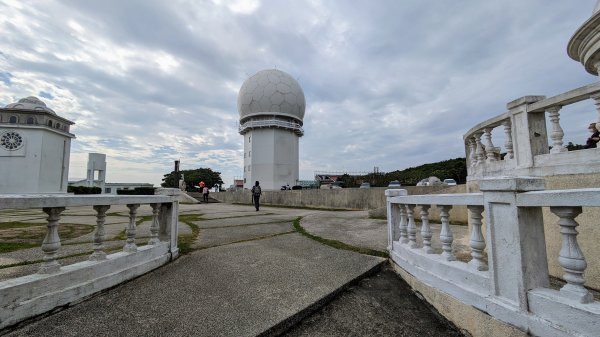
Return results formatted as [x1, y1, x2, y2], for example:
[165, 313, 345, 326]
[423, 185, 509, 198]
[463, 82, 600, 178]
[238, 119, 304, 136]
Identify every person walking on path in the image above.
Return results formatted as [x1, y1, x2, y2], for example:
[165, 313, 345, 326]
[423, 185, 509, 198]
[202, 186, 209, 203]
[251, 181, 262, 211]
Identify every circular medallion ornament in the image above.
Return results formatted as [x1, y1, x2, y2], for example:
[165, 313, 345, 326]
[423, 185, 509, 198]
[0, 131, 24, 150]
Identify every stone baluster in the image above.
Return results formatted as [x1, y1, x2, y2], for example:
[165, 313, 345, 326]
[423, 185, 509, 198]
[420, 205, 433, 254]
[467, 205, 487, 271]
[550, 206, 593, 303]
[468, 137, 477, 167]
[547, 106, 567, 154]
[406, 204, 418, 248]
[39, 207, 66, 274]
[474, 132, 485, 165]
[90, 205, 110, 261]
[124, 204, 140, 253]
[399, 204, 409, 244]
[502, 120, 514, 159]
[483, 127, 497, 162]
[148, 203, 161, 245]
[438, 205, 456, 261]
[591, 93, 600, 127]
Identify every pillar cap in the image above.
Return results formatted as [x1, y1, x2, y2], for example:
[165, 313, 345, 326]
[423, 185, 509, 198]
[385, 189, 407, 197]
[507, 96, 546, 110]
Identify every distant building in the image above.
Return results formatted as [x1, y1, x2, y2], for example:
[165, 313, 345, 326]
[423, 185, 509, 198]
[68, 153, 153, 194]
[0, 96, 75, 193]
[238, 69, 305, 190]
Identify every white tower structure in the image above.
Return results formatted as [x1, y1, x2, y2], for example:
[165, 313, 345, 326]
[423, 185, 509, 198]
[0, 96, 75, 193]
[86, 153, 106, 192]
[238, 69, 306, 190]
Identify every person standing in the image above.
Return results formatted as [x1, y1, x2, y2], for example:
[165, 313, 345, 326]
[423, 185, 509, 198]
[202, 185, 209, 203]
[251, 181, 262, 211]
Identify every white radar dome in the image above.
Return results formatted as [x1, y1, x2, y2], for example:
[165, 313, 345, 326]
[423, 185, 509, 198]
[237, 69, 305, 122]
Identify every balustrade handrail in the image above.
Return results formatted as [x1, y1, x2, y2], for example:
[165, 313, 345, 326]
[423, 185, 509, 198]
[463, 113, 509, 141]
[239, 119, 303, 129]
[462, 81, 600, 141]
[527, 82, 600, 113]
[390, 192, 483, 206]
[0, 194, 174, 209]
[516, 188, 600, 206]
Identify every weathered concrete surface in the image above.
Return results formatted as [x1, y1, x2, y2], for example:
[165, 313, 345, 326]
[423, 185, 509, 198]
[4, 233, 384, 337]
[283, 266, 464, 337]
[212, 185, 466, 211]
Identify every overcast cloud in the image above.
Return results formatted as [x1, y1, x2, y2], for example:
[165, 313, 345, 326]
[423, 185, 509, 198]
[0, 0, 598, 186]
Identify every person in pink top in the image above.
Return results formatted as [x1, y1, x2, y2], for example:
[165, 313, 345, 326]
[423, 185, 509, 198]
[202, 186, 209, 203]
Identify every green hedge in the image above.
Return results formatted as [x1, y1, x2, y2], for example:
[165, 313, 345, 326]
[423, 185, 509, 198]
[68, 186, 101, 195]
[116, 187, 155, 195]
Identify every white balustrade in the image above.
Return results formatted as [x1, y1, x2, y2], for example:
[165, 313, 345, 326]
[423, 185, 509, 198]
[474, 132, 485, 165]
[483, 127, 497, 162]
[438, 205, 456, 261]
[502, 119, 514, 159]
[39, 207, 65, 274]
[0, 194, 179, 330]
[547, 106, 567, 154]
[124, 204, 140, 253]
[399, 204, 408, 244]
[149, 203, 161, 245]
[90, 205, 110, 261]
[405, 204, 418, 248]
[467, 205, 487, 271]
[550, 206, 594, 303]
[387, 180, 600, 337]
[468, 137, 477, 167]
[419, 205, 433, 254]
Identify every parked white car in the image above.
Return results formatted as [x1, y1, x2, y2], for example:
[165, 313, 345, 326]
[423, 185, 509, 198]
[387, 180, 401, 188]
[443, 179, 457, 186]
[359, 182, 371, 189]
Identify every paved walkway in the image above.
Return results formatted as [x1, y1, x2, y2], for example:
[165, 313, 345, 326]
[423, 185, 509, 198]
[1, 203, 463, 336]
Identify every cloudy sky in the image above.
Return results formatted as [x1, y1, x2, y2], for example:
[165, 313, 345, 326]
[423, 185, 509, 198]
[1, 0, 598, 186]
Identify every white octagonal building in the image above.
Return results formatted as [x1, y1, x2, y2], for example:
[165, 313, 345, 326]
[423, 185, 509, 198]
[0, 96, 75, 193]
[238, 69, 305, 190]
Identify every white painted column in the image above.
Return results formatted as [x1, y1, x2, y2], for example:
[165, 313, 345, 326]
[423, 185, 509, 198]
[39, 207, 65, 274]
[386, 189, 407, 250]
[506, 96, 547, 168]
[502, 119, 514, 160]
[438, 205, 455, 261]
[480, 177, 548, 311]
[420, 205, 433, 254]
[547, 106, 567, 154]
[406, 204, 418, 249]
[148, 203, 161, 245]
[124, 204, 139, 253]
[90, 205, 110, 261]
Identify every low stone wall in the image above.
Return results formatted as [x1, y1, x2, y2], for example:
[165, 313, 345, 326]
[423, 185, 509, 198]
[212, 185, 469, 224]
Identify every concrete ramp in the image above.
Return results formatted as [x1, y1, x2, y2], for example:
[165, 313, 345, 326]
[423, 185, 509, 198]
[4, 233, 384, 337]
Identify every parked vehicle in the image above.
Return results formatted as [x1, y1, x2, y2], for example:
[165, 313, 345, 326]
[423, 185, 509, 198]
[443, 179, 457, 186]
[359, 182, 371, 189]
[388, 180, 401, 188]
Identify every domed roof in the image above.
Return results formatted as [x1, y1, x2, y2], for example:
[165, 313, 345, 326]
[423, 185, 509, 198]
[4, 96, 56, 115]
[237, 69, 305, 122]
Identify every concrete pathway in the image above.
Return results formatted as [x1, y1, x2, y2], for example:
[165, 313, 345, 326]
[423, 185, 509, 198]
[1, 203, 464, 336]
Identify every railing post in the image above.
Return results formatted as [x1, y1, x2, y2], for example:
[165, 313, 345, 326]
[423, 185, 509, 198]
[399, 204, 408, 244]
[547, 106, 567, 154]
[39, 207, 65, 274]
[438, 205, 455, 261]
[124, 204, 140, 253]
[90, 205, 110, 261]
[506, 96, 547, 168]
[550, 206, 593, 303]
[467, 137, 477, 167]
[502, 119, 514, 159]
[419, 205, 433, 254]
[474, 131, 485, 166]
[159, 201, 179, 259]
[480, 177, 548, 311]
[148, 203, 161, 245]
[406, 204, 418, 248]
[591, 93, 600, 127]
[386, 189, 407, 250]
[483, 127, 497, 162]
[467, 205, 487, 271]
